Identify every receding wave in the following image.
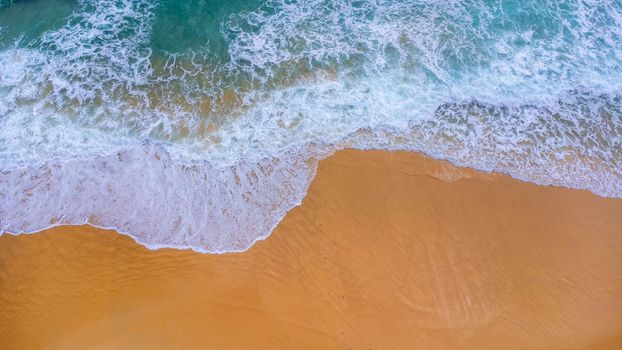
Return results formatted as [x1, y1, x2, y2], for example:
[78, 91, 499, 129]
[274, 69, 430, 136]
[1, 0, 621, 252]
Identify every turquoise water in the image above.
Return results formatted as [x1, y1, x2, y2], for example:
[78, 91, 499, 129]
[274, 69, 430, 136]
[1, 0, 621, 252]
[0, 0, 76, 46]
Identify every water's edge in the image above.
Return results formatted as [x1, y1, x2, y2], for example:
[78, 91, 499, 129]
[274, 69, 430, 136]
[3, 148, 618, 254]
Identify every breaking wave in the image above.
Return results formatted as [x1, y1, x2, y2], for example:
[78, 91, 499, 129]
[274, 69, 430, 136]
[1, 0, 621, 252]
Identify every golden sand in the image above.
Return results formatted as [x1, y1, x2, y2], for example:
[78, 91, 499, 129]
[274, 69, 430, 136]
[1, 150, 621, 349]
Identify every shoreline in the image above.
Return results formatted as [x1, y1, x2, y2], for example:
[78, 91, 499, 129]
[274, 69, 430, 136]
[3, 148, 617, 255]
[1, 149, 621, 349]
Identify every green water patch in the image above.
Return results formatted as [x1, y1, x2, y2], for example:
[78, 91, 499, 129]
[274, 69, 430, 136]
[150, 0, 262, 60]
[0, 0, 77, 47]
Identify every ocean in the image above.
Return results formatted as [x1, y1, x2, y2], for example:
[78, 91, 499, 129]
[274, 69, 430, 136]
[0, 0, 621, 252]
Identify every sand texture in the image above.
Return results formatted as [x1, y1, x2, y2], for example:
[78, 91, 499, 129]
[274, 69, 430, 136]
[1, 150, 621, 349]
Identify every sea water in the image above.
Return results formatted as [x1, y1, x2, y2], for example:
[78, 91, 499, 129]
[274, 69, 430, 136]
[1, 0, 621, 252]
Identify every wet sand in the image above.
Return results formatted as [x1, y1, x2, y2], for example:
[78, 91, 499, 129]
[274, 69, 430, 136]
[1, 150, 622, 349]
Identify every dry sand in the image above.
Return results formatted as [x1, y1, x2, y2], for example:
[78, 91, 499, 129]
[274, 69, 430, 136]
[1, 150, 621, 349]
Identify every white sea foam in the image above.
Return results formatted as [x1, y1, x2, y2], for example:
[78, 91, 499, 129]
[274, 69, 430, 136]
[0, 144, 326, 253]
[1, 0, 621, 252]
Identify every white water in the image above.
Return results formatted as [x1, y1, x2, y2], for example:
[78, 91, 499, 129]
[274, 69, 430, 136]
[1, 0, 621, 252]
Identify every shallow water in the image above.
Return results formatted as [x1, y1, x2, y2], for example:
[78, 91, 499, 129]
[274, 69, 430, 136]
[1, 0, 621, 252]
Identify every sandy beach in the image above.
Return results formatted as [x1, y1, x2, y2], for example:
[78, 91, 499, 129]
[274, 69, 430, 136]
[1, 149, 621, 349]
